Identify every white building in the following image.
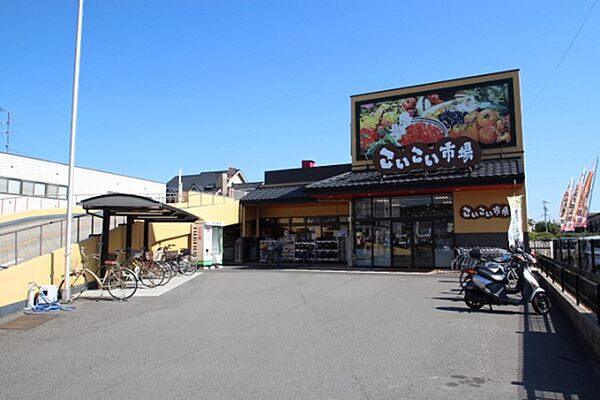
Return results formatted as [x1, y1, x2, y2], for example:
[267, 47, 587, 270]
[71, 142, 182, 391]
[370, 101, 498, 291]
[0, 152, 165, 215]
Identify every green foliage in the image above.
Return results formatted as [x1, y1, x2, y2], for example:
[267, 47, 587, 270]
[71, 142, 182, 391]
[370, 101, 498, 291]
[534, 221, 560, 234]
[530, 231, 556, 241]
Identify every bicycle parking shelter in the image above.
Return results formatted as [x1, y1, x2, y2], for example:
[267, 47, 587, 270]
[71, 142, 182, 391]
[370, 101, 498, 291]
[240, 70, 529, 269]
[79, 193, 198, 265]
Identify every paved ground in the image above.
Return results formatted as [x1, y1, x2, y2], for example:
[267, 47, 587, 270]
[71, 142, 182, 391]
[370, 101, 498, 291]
[1, 268, 599, 400]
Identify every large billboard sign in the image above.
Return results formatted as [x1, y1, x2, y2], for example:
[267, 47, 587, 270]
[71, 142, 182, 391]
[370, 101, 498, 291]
[352, 70, 522, 166]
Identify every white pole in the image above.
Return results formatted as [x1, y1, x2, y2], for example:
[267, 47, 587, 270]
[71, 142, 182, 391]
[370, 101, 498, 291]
[63, 0, 84, 302]
[178, 168, 183, 203]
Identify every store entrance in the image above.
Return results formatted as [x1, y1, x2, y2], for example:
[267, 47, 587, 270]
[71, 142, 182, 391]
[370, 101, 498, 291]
[392, 220, 434, 268]
[353, 194, 454, 269]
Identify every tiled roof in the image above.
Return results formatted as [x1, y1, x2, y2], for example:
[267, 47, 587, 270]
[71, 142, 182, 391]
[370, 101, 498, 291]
[306, 158, 524, 192]
[239, 185, 314, 203]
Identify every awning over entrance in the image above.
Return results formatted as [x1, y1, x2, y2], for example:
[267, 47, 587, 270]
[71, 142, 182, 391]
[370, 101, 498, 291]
[79, 193, 198, 264]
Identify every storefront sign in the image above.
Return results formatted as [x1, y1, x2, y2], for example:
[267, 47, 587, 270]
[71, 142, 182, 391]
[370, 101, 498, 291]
[353, 71, 520, 162]
[460, 204, 510, 220]
[507, 195, 524, 249]
[373, 137, 481, 174]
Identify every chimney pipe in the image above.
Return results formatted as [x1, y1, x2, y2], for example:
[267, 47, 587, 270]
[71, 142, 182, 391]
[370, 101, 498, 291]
[302, 160, 315, 169]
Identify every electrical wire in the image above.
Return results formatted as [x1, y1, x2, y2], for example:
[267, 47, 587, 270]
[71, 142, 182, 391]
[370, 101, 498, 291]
[531, 0, 598, 104]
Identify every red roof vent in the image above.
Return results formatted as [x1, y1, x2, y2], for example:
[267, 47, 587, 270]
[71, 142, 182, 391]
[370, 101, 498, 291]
[302, 160, 315, 169]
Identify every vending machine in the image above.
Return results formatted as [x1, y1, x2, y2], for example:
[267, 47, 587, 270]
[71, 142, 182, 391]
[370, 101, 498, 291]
[192, 221, 224, 267]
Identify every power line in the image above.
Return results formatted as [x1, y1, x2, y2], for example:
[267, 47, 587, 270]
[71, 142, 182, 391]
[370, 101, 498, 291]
[532, 0, 598, 104]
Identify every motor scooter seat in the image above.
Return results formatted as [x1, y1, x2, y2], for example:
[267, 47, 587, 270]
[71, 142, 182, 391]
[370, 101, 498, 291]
[478, 269, 508, 283]
[481, 262, 504, 274]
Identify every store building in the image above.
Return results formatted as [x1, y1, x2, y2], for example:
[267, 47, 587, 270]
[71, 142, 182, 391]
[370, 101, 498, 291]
[240, 70, 528, 269]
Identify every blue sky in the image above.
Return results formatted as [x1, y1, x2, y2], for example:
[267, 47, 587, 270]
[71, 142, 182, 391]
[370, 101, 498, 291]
[1, 0, 599, 221]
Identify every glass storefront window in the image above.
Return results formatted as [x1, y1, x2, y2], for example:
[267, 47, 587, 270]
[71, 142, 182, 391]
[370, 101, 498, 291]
[291, 217, 305, 224]
[373, 221, 391, 266]
[391, 195, 432, 218]
[354, 222, 372, 266]
[354, 198, 371, 219]
[373, 198, 390, 218]
[277, 218, 290, 225]
[434, 219, 454, 268]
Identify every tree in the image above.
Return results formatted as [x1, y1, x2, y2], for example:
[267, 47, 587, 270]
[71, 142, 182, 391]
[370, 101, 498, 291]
[534, 221, 560, 235]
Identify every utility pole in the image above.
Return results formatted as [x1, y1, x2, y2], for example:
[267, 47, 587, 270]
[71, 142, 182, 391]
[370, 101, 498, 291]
[543, 200, 550, 232]
[0, 107, 12, 152]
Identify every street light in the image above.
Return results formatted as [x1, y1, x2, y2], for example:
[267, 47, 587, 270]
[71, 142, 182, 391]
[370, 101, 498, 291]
[63, 0, 84, 302]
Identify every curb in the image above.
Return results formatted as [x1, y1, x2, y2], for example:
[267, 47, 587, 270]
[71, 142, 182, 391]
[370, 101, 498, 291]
[538, 273, 600, 360]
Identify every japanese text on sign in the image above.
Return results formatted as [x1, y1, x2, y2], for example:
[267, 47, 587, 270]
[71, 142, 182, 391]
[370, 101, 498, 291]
[373, 137, 481, 174]
[460, 204, 510, 220]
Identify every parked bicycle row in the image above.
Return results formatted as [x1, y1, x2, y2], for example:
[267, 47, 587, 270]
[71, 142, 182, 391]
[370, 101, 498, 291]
[58, 244, 202, 302]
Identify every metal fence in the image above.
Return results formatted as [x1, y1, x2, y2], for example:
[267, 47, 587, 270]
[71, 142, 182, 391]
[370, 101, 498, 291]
[537, 255, 600, 325]
[550, 238, 600, 274]
[0, 214, 125, 268]
[529, 240, 554, 258]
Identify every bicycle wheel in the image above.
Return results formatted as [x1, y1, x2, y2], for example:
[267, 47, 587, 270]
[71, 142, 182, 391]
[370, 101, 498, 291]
[138, 262, 165, 288]
[59, 271, 88, 301]
[106, 268, 138, 300]
[178, 257, 199, 275]
[156, 261, 174, 285]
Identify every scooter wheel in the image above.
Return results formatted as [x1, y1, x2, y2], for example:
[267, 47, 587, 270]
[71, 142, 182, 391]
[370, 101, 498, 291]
[464, 290, 485, 310]
[531, 292, 551, 315]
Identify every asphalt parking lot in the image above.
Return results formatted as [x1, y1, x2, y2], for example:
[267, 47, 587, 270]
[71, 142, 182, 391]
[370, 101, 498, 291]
[1, 268, 599, 400]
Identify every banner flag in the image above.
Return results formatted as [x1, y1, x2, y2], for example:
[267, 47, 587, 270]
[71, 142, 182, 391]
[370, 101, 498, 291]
[507, 195, 524, 249]
[559, 179, 574, 232]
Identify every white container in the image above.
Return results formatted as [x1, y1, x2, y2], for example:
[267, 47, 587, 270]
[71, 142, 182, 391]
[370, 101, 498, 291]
[38, 285, 58, 304]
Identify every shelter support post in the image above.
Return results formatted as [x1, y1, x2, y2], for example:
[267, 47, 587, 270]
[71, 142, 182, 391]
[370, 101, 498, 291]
[100, 211, 111, 266]
[144, 220, 150, 251]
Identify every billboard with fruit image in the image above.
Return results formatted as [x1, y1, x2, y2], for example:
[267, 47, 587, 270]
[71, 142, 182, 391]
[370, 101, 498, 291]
[353, 71, 520, 163]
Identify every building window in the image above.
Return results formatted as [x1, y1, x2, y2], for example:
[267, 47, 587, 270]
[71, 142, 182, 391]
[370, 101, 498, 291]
[58, 186, 68, 199]
[354, 198, 371, 219]
[34, 183, 45, 197]
[8, 179, 21, 195]
[46, 184, 59, 198]
[0, 177, 7, 193]
[373, 198, 390, 218]
[22, 181, 34, 196]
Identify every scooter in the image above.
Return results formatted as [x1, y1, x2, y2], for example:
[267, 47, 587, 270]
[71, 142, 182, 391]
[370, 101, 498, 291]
[459, 249, 523, 295]
[463, 248, 551, 315]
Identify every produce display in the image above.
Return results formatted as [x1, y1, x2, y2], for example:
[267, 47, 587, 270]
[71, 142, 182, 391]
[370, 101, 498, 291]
[357, 81, 514, 159]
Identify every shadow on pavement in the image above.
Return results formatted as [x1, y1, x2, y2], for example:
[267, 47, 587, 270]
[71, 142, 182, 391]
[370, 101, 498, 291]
[514, 305, 600, 399]
[435, 305, 524, 315]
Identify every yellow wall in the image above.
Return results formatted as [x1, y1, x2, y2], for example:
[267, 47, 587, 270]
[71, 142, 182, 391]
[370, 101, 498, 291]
[454, 187, 527, 233]
[185, 200, 239, 226]
[148, 222, 192, 252]
[0, 236, 99, 310]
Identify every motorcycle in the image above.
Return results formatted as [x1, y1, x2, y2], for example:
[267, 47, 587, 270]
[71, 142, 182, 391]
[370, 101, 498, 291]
[463, 248, 551, 315]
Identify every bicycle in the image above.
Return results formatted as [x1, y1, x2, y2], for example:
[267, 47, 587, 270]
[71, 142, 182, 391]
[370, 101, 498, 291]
[125, 248, 166, 288]
[59, 250, 138, 301]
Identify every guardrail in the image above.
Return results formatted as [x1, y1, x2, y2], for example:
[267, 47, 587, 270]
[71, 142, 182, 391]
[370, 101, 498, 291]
[550, 238, 599, 273]
[0, 214, 125, 268]
[537, 255, 600, 325]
